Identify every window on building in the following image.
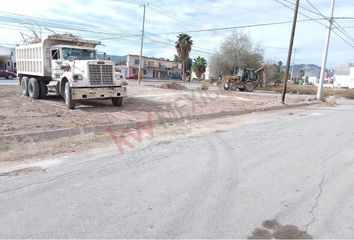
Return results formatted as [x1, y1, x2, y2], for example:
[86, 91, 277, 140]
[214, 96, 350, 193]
[134, 59, 139, 65]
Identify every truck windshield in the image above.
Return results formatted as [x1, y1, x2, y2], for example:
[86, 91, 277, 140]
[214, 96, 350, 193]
[62, 48, 96, 60]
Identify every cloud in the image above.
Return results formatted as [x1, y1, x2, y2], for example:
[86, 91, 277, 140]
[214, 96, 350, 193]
[1, 0, 353, 66]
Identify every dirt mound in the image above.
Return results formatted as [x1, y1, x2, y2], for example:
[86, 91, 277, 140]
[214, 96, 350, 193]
[160, 82, 187, 90]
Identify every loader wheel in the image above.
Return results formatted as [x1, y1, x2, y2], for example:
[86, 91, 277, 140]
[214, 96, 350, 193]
[230, 83, 237, 91]
[38, 79, 47, 99]
[64, 82, 75, 109]
[245, 81, 255, 92]
[223, 83, 230, 90]
[28, 78, 40, 99]
[112, 97, 123, 106]
[21, 76, 29, 96]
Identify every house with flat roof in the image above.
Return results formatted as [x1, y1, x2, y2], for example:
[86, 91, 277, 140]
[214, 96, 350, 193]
[126, 54, 182, 79]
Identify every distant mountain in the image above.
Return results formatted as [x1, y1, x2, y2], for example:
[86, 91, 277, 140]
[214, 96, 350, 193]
[281, 64, 321, 77]
[97, 54, 127, 64]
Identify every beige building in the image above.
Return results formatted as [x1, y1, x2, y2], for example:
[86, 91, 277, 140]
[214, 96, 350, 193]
[0, 46, 16, 72]
[126, 54, 182, 79]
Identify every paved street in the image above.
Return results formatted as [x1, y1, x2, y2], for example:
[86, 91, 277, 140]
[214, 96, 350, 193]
[1, 100, 354, 238]
[0, 78, 18, 86]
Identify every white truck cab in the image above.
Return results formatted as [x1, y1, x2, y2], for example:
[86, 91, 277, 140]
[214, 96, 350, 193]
[16, 34, 127, 109]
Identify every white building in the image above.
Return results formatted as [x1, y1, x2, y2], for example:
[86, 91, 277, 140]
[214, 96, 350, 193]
[114, 65, 129, 78]
[334, 65, 354, 89]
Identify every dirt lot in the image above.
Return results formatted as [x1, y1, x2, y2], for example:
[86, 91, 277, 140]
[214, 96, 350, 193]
[0, 84, 310, 136]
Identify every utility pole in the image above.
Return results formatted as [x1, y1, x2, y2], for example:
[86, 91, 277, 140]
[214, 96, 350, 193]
[138, 3, 148, 85]
[317, 0, 335, 100]
[281, 0, 300, 104]
[290, 48, 296, 83]
[304, 64, 308, 85]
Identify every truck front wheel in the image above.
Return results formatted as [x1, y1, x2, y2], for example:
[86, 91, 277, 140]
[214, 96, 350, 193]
[64, 82, 75, 109]
[111, 97, 123, 106]
[28, 78, 40, 99]
[21, 76, 29, 96]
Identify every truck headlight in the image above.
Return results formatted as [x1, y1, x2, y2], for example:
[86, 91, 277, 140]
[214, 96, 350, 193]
[116, 74, 123, 80]
[73, 74, 83, 81]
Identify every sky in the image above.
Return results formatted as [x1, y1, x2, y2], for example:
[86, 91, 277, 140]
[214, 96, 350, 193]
[0, 0, 353, 67]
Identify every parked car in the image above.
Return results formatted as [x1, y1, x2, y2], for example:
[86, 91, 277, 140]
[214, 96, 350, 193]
[126, 74, 138, 79]
[0, 70, 17, 79]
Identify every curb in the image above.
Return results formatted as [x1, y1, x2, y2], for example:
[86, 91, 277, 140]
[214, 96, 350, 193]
[0, 101, 321, 144]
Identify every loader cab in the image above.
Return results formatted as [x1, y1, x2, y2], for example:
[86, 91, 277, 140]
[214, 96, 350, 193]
[237, 68, 256, 82]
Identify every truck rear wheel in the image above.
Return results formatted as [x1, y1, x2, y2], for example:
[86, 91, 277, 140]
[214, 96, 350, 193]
[21, 76, 29, 96]
[38, 79, 47, 99]
[245, 81, 255, 92]
[28, 78, 40, 99]
[112, 97, 123, 106]
[64, 82, 75, 109]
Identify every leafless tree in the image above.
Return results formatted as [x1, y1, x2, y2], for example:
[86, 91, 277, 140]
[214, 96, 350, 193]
[210, 31, 264, 77]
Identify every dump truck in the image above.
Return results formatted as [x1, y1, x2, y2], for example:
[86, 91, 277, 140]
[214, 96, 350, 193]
[223, 68, 256, 92]
[16, 34, 127, 109]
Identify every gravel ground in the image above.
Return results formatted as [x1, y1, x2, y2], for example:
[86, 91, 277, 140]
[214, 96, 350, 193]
[0, 85, 309, 136]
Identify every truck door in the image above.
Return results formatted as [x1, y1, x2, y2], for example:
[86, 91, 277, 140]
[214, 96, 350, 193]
[51, 48, 61, 78]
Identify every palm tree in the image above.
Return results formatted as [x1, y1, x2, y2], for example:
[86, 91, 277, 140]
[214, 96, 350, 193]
[192, 56, 207, 81]
[175, 33, 193, 81]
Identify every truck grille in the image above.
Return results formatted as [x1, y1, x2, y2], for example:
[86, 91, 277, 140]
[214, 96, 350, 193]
[88, 64, 113, 85]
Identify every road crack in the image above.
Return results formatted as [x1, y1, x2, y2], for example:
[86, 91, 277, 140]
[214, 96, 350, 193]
[305, 175, 325, 232]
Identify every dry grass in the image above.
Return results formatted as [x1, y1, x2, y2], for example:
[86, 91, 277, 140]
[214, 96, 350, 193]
[264, 84, 354, 99]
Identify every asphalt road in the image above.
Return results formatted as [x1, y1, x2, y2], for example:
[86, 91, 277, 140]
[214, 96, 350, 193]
[0, 78, 18, 86]
[1, 100, 354, 238]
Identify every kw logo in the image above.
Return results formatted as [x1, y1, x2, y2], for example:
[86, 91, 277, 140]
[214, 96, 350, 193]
[107, 113, 154, 154]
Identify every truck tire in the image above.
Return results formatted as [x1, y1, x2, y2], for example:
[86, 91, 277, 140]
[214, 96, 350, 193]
[64, 82, 75, 109]
[230, 83, 237, 91]
[21, 76, 29, 96]
[245, 81, 255, 92]
[28, 78, 40, 99]
[112, 97, 123, 106]
[38, 79, 47, 99]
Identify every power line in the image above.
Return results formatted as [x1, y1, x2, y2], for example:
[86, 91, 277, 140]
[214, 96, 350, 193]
[274, 0, 354, 49]
[273, 0, 327, 27]
[305, 0, 326, 18]
[280, 0, 325, 17]
[154, 18, 326, 35]
[332, 28, 354, 48]
[148, 3, 203, 29]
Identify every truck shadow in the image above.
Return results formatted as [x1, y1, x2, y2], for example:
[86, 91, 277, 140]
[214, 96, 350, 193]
[43, 95, 185, 115]
[74, 97, 171, 113]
